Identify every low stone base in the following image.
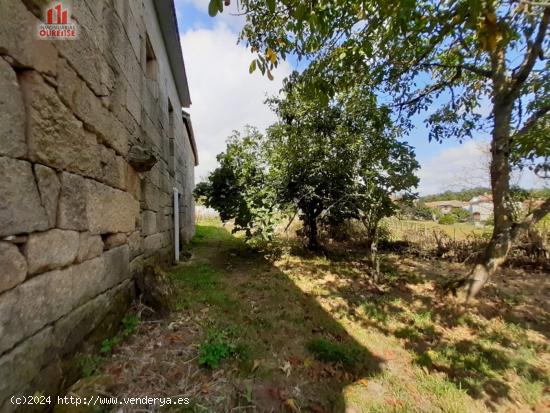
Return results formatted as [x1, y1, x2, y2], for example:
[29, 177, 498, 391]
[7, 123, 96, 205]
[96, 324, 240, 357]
[0, 280, 135, 413]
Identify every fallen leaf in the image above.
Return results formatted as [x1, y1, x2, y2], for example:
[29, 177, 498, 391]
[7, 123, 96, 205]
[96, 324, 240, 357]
[284, 398, 299, 413]
[281, 361, 292, 377]
[288, 356, 301, 365]
[107, 364, 123, 376]
[357, 378, 369, 388]
[252, 359, 261, 372]
[303, 358, 314, 368]
[309, 403, 328, 413]
[166, 334, 184, 343]
[267, 387, 282, 400]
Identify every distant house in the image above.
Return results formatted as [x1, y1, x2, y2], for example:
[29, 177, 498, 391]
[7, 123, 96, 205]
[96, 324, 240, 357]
[425, 200, 467, 215]
[466, 194, 493, 221]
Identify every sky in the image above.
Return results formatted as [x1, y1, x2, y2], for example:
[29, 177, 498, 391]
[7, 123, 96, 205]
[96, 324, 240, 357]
[174, 0, 546, 196]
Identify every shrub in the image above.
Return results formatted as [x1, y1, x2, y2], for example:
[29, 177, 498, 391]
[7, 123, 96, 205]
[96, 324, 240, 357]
[438, 214, 457, 225]
[453, 208, 471, 221]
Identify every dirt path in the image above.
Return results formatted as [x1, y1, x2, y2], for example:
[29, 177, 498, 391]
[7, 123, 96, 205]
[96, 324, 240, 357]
[68, 220, 549, 412]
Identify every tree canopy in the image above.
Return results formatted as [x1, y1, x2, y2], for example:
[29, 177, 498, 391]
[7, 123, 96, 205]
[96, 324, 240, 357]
[208, 0, 549, 298]
[196, 73, 419, 250]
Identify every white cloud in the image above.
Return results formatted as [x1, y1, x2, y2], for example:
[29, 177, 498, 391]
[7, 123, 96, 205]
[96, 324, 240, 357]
[418, 140, 547, 195]
[180, 23, 292, 181]
[418, 140, 491, 195]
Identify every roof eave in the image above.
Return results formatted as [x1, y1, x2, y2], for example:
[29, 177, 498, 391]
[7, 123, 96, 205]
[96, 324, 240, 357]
[182, 110, 198, 166]
[153, 0, 192, 108]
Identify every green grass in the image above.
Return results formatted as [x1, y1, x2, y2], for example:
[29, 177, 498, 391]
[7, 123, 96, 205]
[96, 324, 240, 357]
[361, 297, 391, 323]
[192, 221, 243, 248]
[168, 220, 549, 411]
[99, 312, 141, 354]
[306, 338, 362, 369]
[170, 263, 234, 311]
[198, 329, 241, 369]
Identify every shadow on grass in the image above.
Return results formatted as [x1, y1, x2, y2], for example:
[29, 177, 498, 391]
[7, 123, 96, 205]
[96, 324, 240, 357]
[170, 224, 385, 412]
[310, 252, 549, 410]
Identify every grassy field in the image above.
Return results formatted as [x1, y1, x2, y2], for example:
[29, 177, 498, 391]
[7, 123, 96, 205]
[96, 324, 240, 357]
[383, 218, 492, 241]
[85, 218, 549, 412]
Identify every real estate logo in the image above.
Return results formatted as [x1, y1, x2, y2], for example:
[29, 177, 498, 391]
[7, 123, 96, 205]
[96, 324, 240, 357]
[37, 1, 79, 40]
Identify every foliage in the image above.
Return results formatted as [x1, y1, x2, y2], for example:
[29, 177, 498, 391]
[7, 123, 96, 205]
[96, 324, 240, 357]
[211, 0, 550, 296]
[77, 354, 103, 378]
[197, 72, 419, 250]
[453, 208, 472, 222]
[269, 73, 419, 249]
[194, 127, 279, 242]
[422, 188, 491, 203]
[423, 187, 548, 203]
[121, 313, 140, 336]
[439, 214, 458, 225]
[398, 201, 438, 221]
[198, 329, 239, 369]
[218, 0, 549, 168]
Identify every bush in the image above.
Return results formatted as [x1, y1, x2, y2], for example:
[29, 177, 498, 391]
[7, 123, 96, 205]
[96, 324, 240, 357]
[438, 214, 457, 225]
[399, 202, 438, 221]
[453, 208, 471, 221]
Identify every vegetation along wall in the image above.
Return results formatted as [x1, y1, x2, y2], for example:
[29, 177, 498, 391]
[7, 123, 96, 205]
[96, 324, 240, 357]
[0, 0, 196, 409]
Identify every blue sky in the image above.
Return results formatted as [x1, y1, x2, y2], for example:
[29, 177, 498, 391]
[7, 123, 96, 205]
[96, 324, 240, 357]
[174, 0, 546, 195]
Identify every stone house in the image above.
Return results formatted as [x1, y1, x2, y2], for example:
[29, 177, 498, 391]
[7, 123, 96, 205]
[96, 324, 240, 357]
[424, 200, 467, 215]
[465, 194, 493, 222]
[0, 0, 197, 408]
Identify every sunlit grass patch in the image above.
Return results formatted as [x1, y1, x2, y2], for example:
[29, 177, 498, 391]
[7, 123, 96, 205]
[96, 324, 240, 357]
[516, 379, 546, 407]
[416, 370, 474, 412]
[360, 297, 392, 324]
[193, 222, 235, 243]
[170, 263, 235, 311]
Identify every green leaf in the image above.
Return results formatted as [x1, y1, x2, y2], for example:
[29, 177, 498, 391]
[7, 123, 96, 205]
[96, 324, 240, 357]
[267, 0, 275, 13]
[208, 0, 221, 17]
[249, 59, 257, 74]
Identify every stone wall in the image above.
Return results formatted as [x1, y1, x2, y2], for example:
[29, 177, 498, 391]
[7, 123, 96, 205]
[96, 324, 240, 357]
[0, 0, 196, 409]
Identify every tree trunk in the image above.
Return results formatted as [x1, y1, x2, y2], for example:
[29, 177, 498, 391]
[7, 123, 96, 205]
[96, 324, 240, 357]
[365, 234, 380, 282]
[306, 212, 320, 250]
[362, 217, 381, 281]
[464, 91, 514, 300]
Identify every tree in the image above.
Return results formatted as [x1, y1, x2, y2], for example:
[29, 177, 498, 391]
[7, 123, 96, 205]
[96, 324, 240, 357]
[194, 127, 279, 241]
[210, 0, 550, 299]
[268, 74, 418, 251]
[197, 74, 418, 255]
[332, 87, 419, 268]
[267, 89, 348, 250]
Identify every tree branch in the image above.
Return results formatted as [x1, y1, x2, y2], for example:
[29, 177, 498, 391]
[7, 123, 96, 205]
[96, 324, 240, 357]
[512, 102, 550, 137]
[510, 7, 550, 93]
[419, 62, 493, 78]
[398, 69, 462, 107]
[512, 197, 550, 236]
